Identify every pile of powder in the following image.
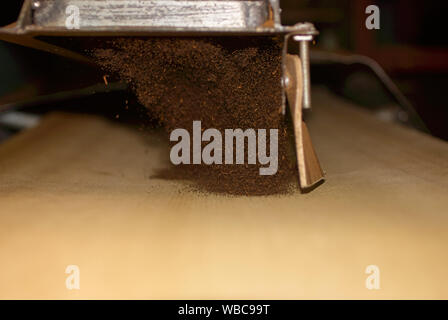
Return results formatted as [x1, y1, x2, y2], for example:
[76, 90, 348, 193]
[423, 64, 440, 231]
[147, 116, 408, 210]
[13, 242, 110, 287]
[91, 37, 298, 196]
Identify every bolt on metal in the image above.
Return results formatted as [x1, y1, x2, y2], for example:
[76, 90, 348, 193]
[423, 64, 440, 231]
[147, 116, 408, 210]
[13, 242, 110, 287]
[31, 1, 41, 9]
[293, 35, 313, 110]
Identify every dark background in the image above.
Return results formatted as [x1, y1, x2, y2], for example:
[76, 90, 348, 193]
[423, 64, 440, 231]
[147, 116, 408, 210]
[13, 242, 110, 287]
[0, 0, 447, 140]
[282, 0, 448, 140]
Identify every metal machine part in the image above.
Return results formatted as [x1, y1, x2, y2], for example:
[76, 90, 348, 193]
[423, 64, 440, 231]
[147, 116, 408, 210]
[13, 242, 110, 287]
[0, 0, 324, 190]
[32, 0, 270, 29]
[284, 54, 324, 189]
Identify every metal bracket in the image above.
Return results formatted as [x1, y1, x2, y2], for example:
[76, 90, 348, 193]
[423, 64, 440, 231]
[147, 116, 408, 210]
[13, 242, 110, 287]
[284, 54, 324, 190]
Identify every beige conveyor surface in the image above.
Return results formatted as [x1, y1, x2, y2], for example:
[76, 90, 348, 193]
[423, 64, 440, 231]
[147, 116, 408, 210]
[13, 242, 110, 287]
[0, 88, 447, 299]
